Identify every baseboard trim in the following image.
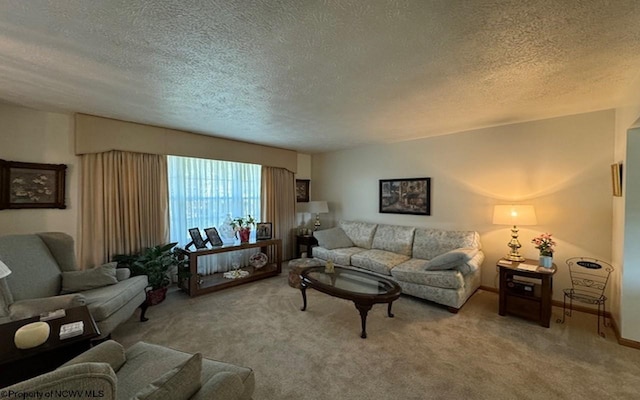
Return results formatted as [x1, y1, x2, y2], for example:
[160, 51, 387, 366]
[479, 285, 640, 349]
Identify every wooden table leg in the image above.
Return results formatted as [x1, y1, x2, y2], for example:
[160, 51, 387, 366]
[355, 303, 373, 339]
[387, 302, 395, 318]
[300, 283, 308, 311]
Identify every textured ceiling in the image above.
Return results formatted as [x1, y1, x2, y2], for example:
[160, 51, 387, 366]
[1, 1, 640, 154]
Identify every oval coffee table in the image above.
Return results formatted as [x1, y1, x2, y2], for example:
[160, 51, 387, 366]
[299, 265, 401, 338]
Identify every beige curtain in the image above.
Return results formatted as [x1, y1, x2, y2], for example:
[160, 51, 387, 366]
[261, 167, 296, 261]
[79, 150, 169, 269]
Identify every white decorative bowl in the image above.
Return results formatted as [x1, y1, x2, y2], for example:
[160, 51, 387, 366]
[14, 321, 50, 349]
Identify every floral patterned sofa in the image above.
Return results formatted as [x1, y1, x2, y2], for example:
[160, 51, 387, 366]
[312, 220, 484, 312]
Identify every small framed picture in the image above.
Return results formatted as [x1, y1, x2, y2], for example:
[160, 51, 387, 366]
[296, 179, 310, 203]
[0, 160, 67, 210]
[188, 228, 207, 249]
[611, 163, 623, 197]
[204, 227, 223, 247]
[256, 222, 273, 240]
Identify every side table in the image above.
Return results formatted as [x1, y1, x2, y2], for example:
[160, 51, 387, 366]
[0, 305, 100, 387]
[296, 234, 318, 258]
[497, 259, 557, 327]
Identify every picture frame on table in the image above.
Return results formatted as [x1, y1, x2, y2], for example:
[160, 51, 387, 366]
[204, 227, 223, 247]
[256, 222, 273, 240]
[296, 179, 310, 203]
[0, 160, 67, 210]
[188, 228, 207, 249]
[379, 177, 431, 215]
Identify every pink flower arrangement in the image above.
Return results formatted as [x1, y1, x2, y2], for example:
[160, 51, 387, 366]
[532, 233, 556, 256]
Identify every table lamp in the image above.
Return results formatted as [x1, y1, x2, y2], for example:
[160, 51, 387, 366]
[0, 259, 11, 279]
[307, 201, 329, 231]
[492, 205, 537, 261]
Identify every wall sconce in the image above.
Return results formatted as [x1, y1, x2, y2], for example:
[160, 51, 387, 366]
[492, 205, 537, 261]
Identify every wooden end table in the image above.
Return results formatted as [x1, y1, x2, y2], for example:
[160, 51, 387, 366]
[296, 235, 318, 258]
[0, 305, 100, 387]
[497, 259, 557, 327]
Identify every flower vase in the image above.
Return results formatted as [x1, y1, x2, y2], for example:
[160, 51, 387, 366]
[539, 254, 553, 268]
[238, 228, 251, 243]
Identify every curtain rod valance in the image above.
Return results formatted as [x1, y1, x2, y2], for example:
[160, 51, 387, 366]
[75, 114, 298, 173]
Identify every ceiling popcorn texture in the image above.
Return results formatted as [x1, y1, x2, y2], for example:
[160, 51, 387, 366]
[1, 1, 640, 153]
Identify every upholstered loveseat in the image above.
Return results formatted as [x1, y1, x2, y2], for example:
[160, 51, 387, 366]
[0, 232, 148, 338]
[312, 220, 484, 312]
[5, 340, 255, 399]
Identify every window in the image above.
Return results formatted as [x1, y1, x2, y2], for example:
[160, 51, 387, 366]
[168, 156, 261, 247]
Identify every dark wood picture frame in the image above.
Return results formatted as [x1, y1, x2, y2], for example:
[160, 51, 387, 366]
[0, 160, 67, 210]
[188, 228, 207, 249]
[204, 227, 223, 247]
[379, 177, 431, 215]
[296, 179, 310, 203]
[256, 222, 273, 240]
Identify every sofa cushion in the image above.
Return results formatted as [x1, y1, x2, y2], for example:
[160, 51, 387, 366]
[425, 248, 479, 271]
[118, 342, 254, 400]
[391, 259, 465, 289]
[412, 229, 481, 260]
[351, 249, 410, 276]
[338, 220, 378, 249]
[83, 275, 148, 321]
[371, 225, 415, 256]
[62, 339, 127, 373]
[313, 227, 354, 250]
[313, 247, 365, 266]
[133, 353, 202, 400]
[9, 294, 86, 320]
[36, 232, 79, 272]
[0, 234, 62, 301]
[61, 262, 119, 294]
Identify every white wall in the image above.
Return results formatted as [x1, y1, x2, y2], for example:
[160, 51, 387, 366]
[313, 110, 615, 304]
[0, 104, 78, 239]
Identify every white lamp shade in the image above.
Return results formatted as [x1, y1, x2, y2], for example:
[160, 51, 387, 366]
[0, 259, 11, 279]
[307, 201, 329, 214]
[492, 205, 537, 226]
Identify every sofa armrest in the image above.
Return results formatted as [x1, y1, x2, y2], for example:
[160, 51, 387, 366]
[190, 372, 244, 400]
[61, 340, 126, 373]
[4, 362, 116, 399]
[9, 294, 86, 320]
[461, 250, 485, 275]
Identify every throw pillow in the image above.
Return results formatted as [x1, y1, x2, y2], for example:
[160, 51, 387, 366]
[313, 227, 354, 250]
[425, 248, 479, 271]
[9, 293, 86, 320]
[133, 353, 202, 400]
[61, 262, 119, 294]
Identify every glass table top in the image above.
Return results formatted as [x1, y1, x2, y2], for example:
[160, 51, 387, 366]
[304, 266, 397, 295]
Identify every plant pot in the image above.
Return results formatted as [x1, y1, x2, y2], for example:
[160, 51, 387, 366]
[146, 287, 168, 306]
[238, 228, 251, 243]
[539, 255, 553, 268]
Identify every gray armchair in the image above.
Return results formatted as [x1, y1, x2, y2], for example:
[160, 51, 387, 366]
[4, 340, 255, 399]
[0, 232, 148, 338]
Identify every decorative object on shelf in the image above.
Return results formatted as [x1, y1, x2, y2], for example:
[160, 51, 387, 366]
[14, 321, 50, 349]
[0, 160, 67, 210]
[296, 179, 310, 202]
[492, 205, 538, 262]
[223, 269, 250, 279]
[0, 258, 12, 279]
[611, 163, 623, 197]
[256, 222, 273, 240]
[379, 177, 431, 215]
[249, 252, 268, 269]
[204, 227, 223, 247]
[218, 213, 236, 243]
[187, 228, 207, 249]
[299, 201, 329, 230]
[230, 215, 255, 243]
[532, 232, 556, 268]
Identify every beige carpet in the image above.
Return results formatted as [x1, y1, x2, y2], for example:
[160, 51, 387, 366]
[113, 269, 640, 400]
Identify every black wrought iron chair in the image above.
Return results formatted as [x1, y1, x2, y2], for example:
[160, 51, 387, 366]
[557, 257, 613, 337]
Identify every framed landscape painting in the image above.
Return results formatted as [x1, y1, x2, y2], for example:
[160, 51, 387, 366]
[379, 177, 431, 215]
[0, 160, 67, 209]
[296, 179, 310, 203]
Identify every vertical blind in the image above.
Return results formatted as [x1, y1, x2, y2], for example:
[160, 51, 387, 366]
[167, 155, 261, 274]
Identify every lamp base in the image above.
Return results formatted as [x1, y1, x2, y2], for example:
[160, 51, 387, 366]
[505, 254, 525, 262]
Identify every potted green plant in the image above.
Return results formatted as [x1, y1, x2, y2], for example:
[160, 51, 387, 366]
[114, 242, 184, 305]
[230, 215, 255, 243]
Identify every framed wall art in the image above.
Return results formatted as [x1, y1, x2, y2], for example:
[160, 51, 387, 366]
[256, 222, 273, 240]
[379, 177, 431, 215]
[0, 160, 67, 210]
[611, 163, 623, 197]
[296, 179, 310, 203]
